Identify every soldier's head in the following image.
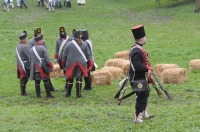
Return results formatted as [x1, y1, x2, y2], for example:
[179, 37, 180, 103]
[131, 24, 146, 44]
[34, 34, 43, 45]
[81, 29, 89, 41]
[74, 30, 82, 43]
[35, 28, 42, 37]
[19, 31, 27, 40]
[59, 27, 67, 39]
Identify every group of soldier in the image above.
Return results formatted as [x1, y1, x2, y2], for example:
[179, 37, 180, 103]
[2, 0, 86, 12]
[2, 0, 27, 11]
[16, 27, 95, 98]
[37, 0, 72, 11]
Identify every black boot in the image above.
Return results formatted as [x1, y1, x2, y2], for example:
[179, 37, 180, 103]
[35, 80, 41, 98]
[44, 80, 54, 98]
[20, 79, 29, 96]
[65, 79, 73, 97]
[83, 77, 90, 91]
[76, 79, 82, 98]
[88, 73, 92, 90]
[49, 78, 57, 91]
[63, 79, 68, 92]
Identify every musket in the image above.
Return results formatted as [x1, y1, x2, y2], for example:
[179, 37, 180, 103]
[148, 78, 162, 96]
[117, 78, 162, 104]
[117, 78, 128, 105]
[114, 75, 129, 99]
[152, 72, 173, 100]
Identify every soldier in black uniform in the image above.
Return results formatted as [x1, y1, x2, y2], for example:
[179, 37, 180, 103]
[16, 31, 30, 96]
[129, 24, 154, 123]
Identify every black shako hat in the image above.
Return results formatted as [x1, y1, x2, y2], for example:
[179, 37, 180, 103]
[34, 34, 43, 42]
[73, 30, 82, 38]
[19, 31, 27, 40]
[81, 29, 89, 40]
[59, 27, 66, 38]
[131, 24, 146, 40]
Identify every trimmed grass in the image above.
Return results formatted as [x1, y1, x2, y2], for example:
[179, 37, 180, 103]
[0, 0, 199, 131]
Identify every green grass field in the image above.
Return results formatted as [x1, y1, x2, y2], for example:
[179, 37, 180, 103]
[0, 0, 199, 131]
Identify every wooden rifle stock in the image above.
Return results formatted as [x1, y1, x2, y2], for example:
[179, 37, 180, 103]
[152, 72, 173, 100]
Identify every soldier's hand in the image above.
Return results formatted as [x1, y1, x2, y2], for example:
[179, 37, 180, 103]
[147, 70, 152, 78]
[54, 59, 58, 64]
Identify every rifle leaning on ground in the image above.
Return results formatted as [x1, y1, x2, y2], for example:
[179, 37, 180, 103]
[151, 72, 173, 100]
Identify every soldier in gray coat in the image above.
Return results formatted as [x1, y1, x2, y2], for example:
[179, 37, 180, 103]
[27, 28, 56, 92]
[81, 29, 96, 91]
[62, 30, 93, 98]
[16, 31, 30, 96]
[29, 35, 54, 98]
[54, 27, 71, 68]
[54, 27, 72, 91]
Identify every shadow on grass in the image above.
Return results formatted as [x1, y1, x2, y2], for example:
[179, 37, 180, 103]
[156, 0, 194, 8]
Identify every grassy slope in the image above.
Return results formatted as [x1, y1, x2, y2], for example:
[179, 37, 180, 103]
[0, 0, 199, 131]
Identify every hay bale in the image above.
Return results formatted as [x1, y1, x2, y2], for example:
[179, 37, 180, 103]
[102, 66, 124, 80]
[114, 50, 130, 60]
[161, 68, 187, 84]
[50, 64, 64, 78]
[189, 59, 200, 70]
[105, 58, 130, 74]
[91, 69, 112, 86]
[154, 64, 179, 77]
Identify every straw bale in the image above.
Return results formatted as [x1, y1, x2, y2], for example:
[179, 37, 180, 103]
[154, 64, 179, 77]
[91, 69, 112, 86]
[102, 66, 124, 80]
[114, 50, 130, 60]
[161, 68, 187, 84]
[50, 64, 64, 78]
[105, 58, 130, 74]
[189, 59, 200, 70]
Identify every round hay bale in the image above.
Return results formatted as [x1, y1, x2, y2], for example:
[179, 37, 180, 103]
[161, 68, 187, 84]
[102, 66, 124, 80]
[105, 58, 130, 74]
[114, 50, 130, 60]
[91, 69, 112, 86]
[189, 59, 200, 70]
[154, 64, 179, 77]
[50, 64, 64, 78]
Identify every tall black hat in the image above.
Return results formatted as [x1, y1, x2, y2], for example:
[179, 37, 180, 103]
[59, 27, 66, 38]
[73, 30, 82, 39]
[131, 24, 146, 39]
[19, 31, 27, 40]
[81, 29, 89, 40]
[34, 34, 43, 42]
[72, 29, 76, 35]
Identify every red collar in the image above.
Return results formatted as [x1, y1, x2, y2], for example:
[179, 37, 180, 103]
[19, 40, 26, 44]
